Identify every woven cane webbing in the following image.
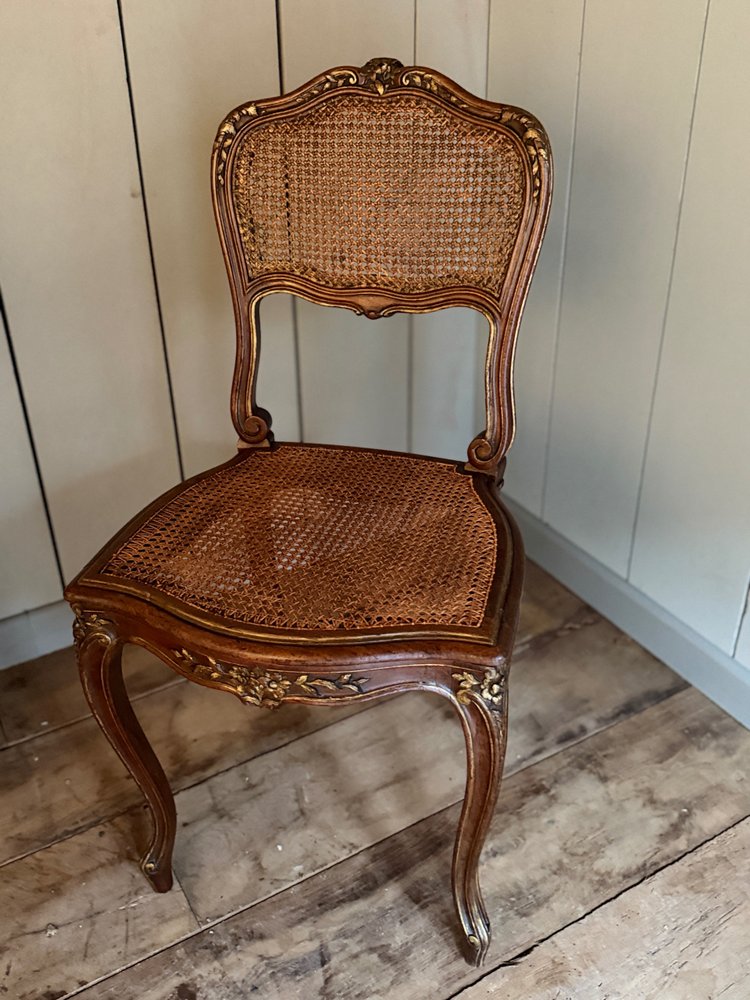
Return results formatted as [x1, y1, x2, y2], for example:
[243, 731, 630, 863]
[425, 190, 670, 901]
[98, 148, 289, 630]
[232, 93, 525, 295]
[101, 445, 497, 632]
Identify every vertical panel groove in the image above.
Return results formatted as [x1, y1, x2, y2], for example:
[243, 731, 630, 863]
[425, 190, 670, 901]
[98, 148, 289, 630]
[116, 0, 184, 481]
[539, 0, 587, 523]
[275, 0, 285, 89]
[483, 0, 491, 98]
[626, 0, 712, 579]
[733, 578, 750, 658]
[407, 0, 417, 453]
[276, 0, 303, 443]
[291, 296, 305, 442]
[0, 288, 64, 589]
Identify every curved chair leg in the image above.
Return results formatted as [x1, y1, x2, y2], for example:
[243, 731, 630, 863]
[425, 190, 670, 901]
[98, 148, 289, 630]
[452, 684, 508, 966]
[77, 627, 176, 892]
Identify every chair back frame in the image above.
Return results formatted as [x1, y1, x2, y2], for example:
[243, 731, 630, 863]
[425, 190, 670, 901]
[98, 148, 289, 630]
[211, 57, 552, 478]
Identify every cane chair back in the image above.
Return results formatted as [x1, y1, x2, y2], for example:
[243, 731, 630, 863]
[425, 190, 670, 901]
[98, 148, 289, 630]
[212, 57, 551, 475]
[66, 59, 553, 968]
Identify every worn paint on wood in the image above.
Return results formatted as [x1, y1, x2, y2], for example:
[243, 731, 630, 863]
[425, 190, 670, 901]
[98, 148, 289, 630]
[2, 811, 196, 1000]
[458, 818, 750, 999]
[72, 688, 750, 998]
[0, 564, 580, 856]
[0, 678, 361, 865]
[172, 613, 681, 922]
[0, 644, 180, 746]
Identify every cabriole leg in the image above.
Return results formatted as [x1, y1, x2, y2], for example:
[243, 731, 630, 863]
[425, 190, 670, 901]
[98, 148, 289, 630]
[74, 612, 176, 892]
[451, 669, 508, 966]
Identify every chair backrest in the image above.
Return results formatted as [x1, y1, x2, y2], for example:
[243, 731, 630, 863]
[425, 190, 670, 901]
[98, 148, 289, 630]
[212, 58, 552, 477]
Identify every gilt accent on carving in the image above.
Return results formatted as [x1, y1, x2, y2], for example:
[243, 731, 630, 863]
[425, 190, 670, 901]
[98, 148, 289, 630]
[72, 605, 114, 650]
[213, 58, 548, 200]
[452, 667, 506, 710]
[172, 648, 368, 709]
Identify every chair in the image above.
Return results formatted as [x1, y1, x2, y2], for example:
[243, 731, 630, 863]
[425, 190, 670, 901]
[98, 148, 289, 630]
[65, 58, 552, 966]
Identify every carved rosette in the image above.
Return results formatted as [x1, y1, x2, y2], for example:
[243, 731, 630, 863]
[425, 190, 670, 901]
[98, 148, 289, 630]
[72, 605, 115, 650]
[172, 648, 368, 709]
[452, 667, 506, 711]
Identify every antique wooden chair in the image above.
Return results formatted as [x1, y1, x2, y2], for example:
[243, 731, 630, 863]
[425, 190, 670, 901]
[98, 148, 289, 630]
[65, 58, 551, 965]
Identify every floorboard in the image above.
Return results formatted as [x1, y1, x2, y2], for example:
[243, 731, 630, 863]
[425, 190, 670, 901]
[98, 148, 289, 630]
[4, 811, 197, 1000]
[1, 564, 743, 1000]
[0, 563, 593, 865]
[457, 816, 750, 999]
[70, 687, 750, 999]
[0, 644, 181, 747]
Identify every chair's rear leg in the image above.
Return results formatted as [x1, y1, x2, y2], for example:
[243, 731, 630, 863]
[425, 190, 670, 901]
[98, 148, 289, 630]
[452, 684, 508, 966]
[77, 627, 176, 892]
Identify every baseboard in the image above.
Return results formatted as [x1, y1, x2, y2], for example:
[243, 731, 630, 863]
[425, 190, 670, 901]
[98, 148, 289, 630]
[506, 497, 750, 730]
[0, 600, 72, 670]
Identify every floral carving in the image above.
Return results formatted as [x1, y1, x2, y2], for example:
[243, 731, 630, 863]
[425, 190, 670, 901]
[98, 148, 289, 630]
[360, 57, 404, 94]
[293, 672, 369, 696]
[72, 605, 114, 649]
[172, 649, 368, 709]
[500, 111, 549, 201]
[453, 667, 506, 709]
[294, 69, 359, 103]
[213, 58, 549, 199]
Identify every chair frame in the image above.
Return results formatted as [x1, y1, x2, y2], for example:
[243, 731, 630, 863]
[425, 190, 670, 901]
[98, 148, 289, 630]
[65, 58, 552, 966]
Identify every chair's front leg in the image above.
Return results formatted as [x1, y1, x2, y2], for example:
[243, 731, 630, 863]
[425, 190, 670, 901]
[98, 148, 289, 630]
[451, 666, 508, 966]
[73, 608, 176, 892]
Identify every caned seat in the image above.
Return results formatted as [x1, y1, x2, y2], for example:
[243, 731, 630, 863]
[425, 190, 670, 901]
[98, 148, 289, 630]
[65, 58, 552, 968]
[81, 444, 509, 641]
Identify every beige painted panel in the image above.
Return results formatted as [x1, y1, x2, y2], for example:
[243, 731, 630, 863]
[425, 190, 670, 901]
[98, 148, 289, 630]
[629, 0, 750, 653]
[0, 0, 180, 581]
[296, 302, 408, 450]
[279, 0, 414, 92]
[410, 308, 480, 460]
[0, 326, 60, 617]
[122, 0, 298, 477]
[279, 0, 414, 450]
[543, 0, 707, 573]
[488, 0, 585, 513]
[735, 597, 750, 671]
[411, 0, 488, 460]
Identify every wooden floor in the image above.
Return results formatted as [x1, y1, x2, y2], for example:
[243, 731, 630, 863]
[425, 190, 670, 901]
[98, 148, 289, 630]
[2, 563, 749, 1000]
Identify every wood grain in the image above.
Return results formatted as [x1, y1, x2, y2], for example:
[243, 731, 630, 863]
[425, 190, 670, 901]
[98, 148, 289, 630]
[516, 561, 585, 647]
[0, 678, 360, 865]
[0, 566, 669, 867]
[0, 561, 573, 747]
[73, 687, 750, 998]
[0, 561, 564, 854]
[170, 613, 682, 923]
[458, 817, 750, 999]
[1, 564, 684, 996]
[2, 810, 197, 1000]
[0, 644, 181, 746]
